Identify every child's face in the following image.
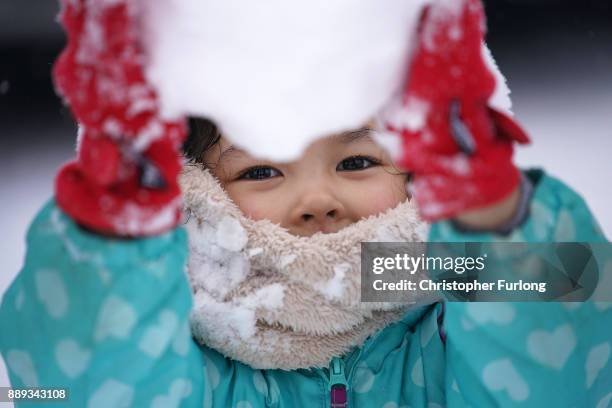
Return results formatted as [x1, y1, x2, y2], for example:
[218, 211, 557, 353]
[204, 127, 408, 237]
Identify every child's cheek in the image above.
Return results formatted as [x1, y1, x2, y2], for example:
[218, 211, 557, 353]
[228, 190, 284, 224]
[235, 199, 266, 221]
[366, 194, 398, 215]
[357, 176, 408, 217]
[225, 186, 258, 219]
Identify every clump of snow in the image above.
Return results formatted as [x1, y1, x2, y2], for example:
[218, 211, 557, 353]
[279, 254, 297, 268]
[194, 283, 285, 341]
[102, 118, 123, 138]
[142, 0, 430, 161]
[242, 284, 285, 311]
[188, 250, 249, 299]
[186, 215, 250, 298]
[421, 131, 435, 145]
[421, 0, 465, 51]
[482, 43, 513, 114]
[76, 13, 104, 64]
[403, 98, 430, 131]
[133, 119, 163, 151]
[111, 198, 180, 236]
[127, 84, 158, 118]
[194, 292, 258, 340]
[379, 94, 430, 132]
[448, 25, 463, 41]
[438, 154, 472, 176]
[215, 216, 247, 252]
[314, 263, 350, 300]
[370, 129, 403, 163]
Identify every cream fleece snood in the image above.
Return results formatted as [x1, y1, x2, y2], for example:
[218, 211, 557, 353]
[180, 164, 435, 370]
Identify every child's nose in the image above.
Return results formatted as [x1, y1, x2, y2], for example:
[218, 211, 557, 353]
[292, 190, 347, 234]
[300, 199, 337, 223]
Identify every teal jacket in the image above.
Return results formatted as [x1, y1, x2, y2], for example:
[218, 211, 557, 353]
[1, 169, 611, 407]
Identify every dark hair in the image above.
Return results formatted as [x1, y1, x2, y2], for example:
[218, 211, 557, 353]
[183, 117, 222, 165]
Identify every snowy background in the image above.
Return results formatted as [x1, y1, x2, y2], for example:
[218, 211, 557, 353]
[1, 0, 611, 400]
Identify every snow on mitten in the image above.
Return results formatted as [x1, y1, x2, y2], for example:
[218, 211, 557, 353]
[380, 0, 530, 221]
[53, 0, 186, 236]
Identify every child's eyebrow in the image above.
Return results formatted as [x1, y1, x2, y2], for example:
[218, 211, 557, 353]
[218, 145, 248, 162]
[338, 127, 373, 144]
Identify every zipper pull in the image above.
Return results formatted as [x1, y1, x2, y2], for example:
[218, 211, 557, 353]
[329, 357, 348, 408]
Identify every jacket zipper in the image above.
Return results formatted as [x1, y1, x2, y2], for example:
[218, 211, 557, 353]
[318, 330, 386, 407]
[328, 357, 348, 408]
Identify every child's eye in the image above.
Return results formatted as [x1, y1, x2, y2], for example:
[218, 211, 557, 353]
[238, 166, 282, 180]
[337, 156, 380, 172]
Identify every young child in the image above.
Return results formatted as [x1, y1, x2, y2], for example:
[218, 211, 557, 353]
[184, 118, 411, 236]
[1, 0, 610, 407]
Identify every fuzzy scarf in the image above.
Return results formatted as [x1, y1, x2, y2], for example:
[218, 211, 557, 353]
[179, 164, 435, 370]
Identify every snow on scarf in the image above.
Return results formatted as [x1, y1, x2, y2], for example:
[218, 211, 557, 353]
[179, 164, 436, 370]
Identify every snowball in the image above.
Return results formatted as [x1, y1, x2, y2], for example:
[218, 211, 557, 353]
[142, 0, 430, 161]
[142, 1, 512, 161]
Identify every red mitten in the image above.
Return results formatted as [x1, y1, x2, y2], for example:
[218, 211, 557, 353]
[380, 0, 530, 221]
[53, 0, 186, 236]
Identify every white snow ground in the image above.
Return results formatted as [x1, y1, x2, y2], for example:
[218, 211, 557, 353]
[1, 50, 610, 401]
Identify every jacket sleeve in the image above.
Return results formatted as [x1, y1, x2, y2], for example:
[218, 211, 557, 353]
[428, 168, 608, 244]
[0, 198, 208, 407]
[428, 169, 612, 407]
